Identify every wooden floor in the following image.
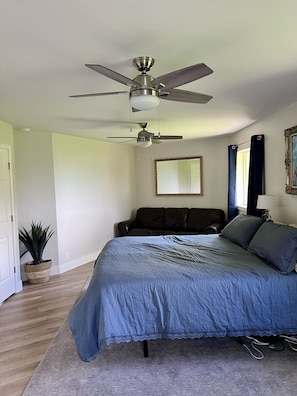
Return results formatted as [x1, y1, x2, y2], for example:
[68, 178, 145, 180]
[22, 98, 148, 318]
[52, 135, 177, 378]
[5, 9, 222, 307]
[0, 262, 94, 396]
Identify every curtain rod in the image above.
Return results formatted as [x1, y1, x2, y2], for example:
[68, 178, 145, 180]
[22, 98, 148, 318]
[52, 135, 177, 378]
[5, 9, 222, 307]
[230, 134, 263, 149]
[230, 141, 249, 150]
[237, 140, 250, 147]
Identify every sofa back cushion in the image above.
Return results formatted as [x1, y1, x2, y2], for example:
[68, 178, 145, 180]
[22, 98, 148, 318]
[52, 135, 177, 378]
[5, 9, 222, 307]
[135, 207, 165, 229]
[164, 208, 188, 230]
[187, 208, 225, 231]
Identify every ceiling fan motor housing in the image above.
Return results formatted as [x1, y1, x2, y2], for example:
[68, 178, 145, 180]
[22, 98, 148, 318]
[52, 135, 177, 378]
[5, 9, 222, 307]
[129, 87, 159, 99]
[130, 74, 158, 97]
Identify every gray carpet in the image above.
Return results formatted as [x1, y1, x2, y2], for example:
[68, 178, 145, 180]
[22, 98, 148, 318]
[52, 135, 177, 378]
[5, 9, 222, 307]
[23, 318, 297, 396]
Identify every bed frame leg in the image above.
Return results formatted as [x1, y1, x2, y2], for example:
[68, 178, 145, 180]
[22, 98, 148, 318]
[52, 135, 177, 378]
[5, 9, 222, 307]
[143, 340, 148, 357]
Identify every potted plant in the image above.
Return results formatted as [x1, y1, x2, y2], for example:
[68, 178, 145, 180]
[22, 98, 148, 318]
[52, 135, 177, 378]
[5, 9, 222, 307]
[19, 221, 54, 284]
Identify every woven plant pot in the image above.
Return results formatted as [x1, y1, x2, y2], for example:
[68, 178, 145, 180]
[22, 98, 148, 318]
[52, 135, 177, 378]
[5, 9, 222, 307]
[25, 260, 52, 284]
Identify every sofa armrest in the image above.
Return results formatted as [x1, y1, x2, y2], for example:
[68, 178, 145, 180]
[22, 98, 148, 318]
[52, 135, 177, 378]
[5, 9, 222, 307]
[203, 222, 224, 234]
[118, 219, 136, 236]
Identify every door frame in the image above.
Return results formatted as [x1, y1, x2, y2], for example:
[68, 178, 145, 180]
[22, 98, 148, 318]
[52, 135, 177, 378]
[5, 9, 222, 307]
[0, 144, 22, 302]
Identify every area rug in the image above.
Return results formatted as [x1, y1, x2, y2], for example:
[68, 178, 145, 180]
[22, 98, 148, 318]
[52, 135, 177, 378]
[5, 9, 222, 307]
[23, 317, 297, 396]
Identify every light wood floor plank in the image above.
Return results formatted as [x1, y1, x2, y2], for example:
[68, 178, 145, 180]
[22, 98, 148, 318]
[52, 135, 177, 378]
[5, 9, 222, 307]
[0, 261, 94, 396]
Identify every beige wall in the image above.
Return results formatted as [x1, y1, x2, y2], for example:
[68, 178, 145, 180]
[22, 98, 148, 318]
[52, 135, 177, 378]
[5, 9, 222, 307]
[0, 120, 14, 146]
[52, 133, 136, 273]
[14, 130, 59, 275]
[14, 130, 136, 277]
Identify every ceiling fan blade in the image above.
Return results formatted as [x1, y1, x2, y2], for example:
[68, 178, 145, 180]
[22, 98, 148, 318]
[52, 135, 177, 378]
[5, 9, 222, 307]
[153, 63, 213, 89]
[120, 139, 137, 144]
[160, 88, 213, 104]
[153, 135, 183, 140]
[69, 91, 128, 98]
[108, 137, 137, 144]
[86, 64, 142, 88]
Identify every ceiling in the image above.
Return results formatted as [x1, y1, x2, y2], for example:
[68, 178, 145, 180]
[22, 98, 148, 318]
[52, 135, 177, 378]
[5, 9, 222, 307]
[1, 1, 297, 145]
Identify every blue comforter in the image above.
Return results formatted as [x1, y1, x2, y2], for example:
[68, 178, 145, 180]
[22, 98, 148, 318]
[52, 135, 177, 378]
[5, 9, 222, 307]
[69, 234, 297, 362]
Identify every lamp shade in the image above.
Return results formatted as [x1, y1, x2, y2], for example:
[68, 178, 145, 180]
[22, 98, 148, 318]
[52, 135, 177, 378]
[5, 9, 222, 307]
[256, 195, 276, 210]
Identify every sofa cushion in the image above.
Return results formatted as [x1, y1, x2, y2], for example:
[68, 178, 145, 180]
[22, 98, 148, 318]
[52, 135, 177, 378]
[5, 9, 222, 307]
[164, 208, 188, 230]
[128, 228, 174, 236]
[187, 208, 224, 232]
[135, 207, 165, 229]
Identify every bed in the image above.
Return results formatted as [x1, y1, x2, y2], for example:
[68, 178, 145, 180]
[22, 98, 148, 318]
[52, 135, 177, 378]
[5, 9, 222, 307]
[69, 215, 297, 362]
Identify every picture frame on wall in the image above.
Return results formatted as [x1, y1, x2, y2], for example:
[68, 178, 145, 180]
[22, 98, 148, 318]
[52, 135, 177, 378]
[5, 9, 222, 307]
[284, 125, 297, 195]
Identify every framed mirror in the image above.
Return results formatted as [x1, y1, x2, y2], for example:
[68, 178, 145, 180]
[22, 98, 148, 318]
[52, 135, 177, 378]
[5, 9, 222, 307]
[284, 125, 297, 195]
[155, 156, 203, 195]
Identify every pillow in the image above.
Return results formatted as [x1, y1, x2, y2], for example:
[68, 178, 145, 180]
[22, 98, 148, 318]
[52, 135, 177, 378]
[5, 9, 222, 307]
[220, 214, 264, 249]
[247, 222, 297, 274]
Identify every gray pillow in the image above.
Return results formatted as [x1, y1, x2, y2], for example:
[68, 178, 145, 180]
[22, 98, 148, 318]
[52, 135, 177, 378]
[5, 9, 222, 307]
[247, 222, 297, 274]
[221, 214, 264, 249]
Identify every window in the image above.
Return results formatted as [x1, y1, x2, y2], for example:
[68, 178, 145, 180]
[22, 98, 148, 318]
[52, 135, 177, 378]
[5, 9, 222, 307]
[236, 148, 250, 208]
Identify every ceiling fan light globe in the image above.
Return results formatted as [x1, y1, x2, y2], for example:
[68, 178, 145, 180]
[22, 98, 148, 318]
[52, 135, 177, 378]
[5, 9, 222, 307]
[130, 94, 160, 111]
[137, 139, 152, 148]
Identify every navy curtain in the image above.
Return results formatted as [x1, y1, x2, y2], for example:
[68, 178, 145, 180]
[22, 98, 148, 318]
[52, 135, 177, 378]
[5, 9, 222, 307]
[247, 134, 265, 216]
[227, 145, 238, 222]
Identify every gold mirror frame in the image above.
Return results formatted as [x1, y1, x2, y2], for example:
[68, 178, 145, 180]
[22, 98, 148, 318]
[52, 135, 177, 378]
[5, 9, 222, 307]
[155, 156, 203, 196]
[284, 125, 297, 195]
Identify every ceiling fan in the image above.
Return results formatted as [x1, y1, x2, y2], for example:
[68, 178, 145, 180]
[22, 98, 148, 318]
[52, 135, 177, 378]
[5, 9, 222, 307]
[108, 122, 183, 148]
[70, 56, 213, 111]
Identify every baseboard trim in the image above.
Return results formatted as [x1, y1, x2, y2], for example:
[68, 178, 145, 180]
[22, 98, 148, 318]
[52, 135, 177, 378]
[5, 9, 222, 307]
[52, 252, 99, 275]
[20, 252, 99, 280]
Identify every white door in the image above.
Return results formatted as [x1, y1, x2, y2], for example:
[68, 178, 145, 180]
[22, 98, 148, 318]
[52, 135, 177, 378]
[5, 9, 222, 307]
[0, 146, 15, 303]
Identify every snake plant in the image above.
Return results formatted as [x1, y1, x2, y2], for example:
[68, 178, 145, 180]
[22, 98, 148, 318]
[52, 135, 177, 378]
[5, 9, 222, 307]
[19, 221, 54, 264]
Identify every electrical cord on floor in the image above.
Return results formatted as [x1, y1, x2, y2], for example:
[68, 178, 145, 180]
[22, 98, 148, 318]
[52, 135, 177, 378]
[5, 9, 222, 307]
[233, 337, 265, 360]
[242, 341, 265, 360]
[246, 335, 269, 346]
[280, 335, 297, 351]
[234, 335, 288, 359]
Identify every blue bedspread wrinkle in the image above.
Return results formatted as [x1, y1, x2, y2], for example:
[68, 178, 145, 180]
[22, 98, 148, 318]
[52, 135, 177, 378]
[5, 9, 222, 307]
[69, 234, 297, 362]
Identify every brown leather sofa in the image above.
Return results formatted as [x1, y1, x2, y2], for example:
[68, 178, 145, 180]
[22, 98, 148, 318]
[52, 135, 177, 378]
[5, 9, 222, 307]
[118, 207, 226, 237]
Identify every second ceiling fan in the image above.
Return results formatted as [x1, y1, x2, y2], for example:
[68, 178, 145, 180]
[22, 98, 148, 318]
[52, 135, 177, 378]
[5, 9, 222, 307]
[70, 56, 214, 111]
[108, 122, 183, 148]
